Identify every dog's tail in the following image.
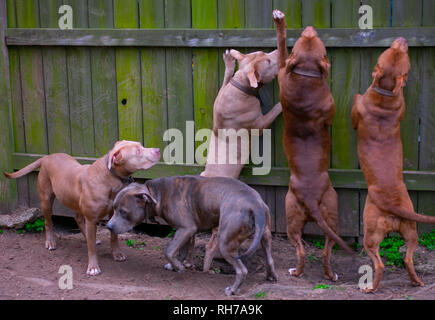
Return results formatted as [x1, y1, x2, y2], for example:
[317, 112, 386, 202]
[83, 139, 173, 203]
[304, 199, 355, 255]
[369, 188, 435, 224]
[238, 207, 267, 259]
[3, 157, 44, 179]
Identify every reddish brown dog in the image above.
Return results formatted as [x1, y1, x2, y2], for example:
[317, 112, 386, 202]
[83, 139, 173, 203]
[352, 38, 435, 292]
[273, 10, 354, 281]
[4, 140, 160, 276]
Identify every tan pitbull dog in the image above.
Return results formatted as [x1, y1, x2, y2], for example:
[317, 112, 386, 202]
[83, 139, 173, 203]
[4, 140, 160, 275]
[200, 49, 282, 272]
[352, 38, 435, 292]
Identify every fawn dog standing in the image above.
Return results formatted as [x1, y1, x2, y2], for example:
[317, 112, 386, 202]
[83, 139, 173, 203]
[4, 140, 160, 276]
[199, 49, 282, 272]
[273, 10, 354, 281]
[352, 38, 435, 292]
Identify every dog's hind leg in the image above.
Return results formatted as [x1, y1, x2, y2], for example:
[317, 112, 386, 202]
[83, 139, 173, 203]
[321, 184, 339, 281]
[261, 225, 278, 282]
[220, 241, 248, 296]
[203, 228, 219, 272]
[285, 189, 307, 277]
[38, 172, 56, 250]
[400, 221, 424, 287]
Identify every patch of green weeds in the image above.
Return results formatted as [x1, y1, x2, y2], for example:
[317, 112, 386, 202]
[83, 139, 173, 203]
[254, 291, 266, 299]
[379, 235, 404, 268]
[24, 218, 45, 233]
[312, 284, 330, 290]
[166, 227, 176, 238]
[419, 229, 435, 251]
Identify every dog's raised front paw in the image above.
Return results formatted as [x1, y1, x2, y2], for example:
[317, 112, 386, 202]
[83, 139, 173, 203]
[87, 265, 101, 276]
[272, 9, 285, 21]
[223, 49, 236, 68]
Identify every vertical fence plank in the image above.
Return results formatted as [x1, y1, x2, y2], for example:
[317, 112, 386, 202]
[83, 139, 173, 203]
[65, 0, 94, 156]
[165, 0, 193, 163]
[114, 0, 142, 143]
[0, 0, 17, 211]
[192, 0, 218, 161]
[89, 0, 118, 156]
[329, 0, 360, 238]
[302, 0, 330, 28]
[15, 0, 47, 207]
[417, 0, 435, 233]
[139, 0, 167, 151]
[39, 0, 71, 154]
[6, 0, 28, 207]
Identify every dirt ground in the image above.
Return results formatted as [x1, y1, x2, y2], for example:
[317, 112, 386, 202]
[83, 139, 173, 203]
[0, 216, 434, 300]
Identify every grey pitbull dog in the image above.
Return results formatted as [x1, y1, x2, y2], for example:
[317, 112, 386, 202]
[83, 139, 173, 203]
[106, 175, 278, 296]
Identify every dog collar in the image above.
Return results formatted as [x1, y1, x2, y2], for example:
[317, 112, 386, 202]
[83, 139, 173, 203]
[229, 78, 262, 100]
[291, 68, 322, 78]
[373, 86, 395, 97]
[104, 155, 134, 184]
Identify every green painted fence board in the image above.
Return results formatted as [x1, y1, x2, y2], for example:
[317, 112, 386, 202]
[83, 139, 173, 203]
[39, 0, 71, 154]
[302, 0, 330, 28]
[218, 0, 244, 29]
[89, 0, 118, 156]
[273, 0, 301, 28]
[165, 0, 193, 163]
[192, 0, 218, 157]
[418, 8, 435, 233]
[65, 0, 94, 156]
[0, 0, 16, 211]
[114, 0, 142, 142]
[140, 0, 167, 151]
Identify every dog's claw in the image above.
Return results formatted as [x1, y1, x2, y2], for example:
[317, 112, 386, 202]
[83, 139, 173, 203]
[272, 9, 285, 20]
[225, 286, 239, 296]
[86, 266, 101, 276]
[45, 240, 57, 251]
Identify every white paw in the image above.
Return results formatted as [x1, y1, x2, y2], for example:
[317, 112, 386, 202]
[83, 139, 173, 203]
[164, 263, 174, 271]
[86, 266, 101, 276]
[96, 239, 101, 245]
[288, 268, 297, 275]
[273, 9, 285, 20]
[45, 240, 57, 251]
[225, 287, 239, 296]
[333, 273, 338, 281]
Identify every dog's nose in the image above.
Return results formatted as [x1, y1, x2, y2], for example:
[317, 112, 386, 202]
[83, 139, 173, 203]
[151, 148, 160, 158]
[302, 26, 317, 38]
[106, 222, 113, 231]
[393, 37, 408, 52]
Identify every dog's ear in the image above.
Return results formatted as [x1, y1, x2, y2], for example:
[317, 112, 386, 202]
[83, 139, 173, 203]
[371, 64, 383, 87]
[108, 148, 124, 170]
[247, 65, 260, 88]
[319, 56, 330, 78]
[284, 52, 297, 74]
[229, 49, 245, 61]
[134, 187, 157, 206]
[392, 74, 408, 95]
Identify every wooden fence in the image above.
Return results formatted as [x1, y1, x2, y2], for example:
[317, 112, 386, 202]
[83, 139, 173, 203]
[0, 0, 434, 238]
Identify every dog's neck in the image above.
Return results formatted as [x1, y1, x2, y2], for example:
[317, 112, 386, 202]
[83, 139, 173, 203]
[231, 71, 262, 97]
[372, 86, 395, 97]
[104, 155, 134, 184]
[291, 67, 322, 78]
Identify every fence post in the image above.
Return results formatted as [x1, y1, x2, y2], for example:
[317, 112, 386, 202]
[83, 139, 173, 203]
[0, 0, 17, 213]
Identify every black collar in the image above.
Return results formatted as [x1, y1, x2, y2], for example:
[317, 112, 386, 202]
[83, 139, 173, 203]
[373, 86, 395, 97]
[230, 78, 262, 100]
[104, 155, 134, 184]
[291, 67, 322, 78]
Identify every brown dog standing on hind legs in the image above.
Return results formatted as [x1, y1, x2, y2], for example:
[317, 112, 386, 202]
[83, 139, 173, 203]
[4, 140, 160, 276]
[352, 37, 435, 293]
[273, 10, 354, 281]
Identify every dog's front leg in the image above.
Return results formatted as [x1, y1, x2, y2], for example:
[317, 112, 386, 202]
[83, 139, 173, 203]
[165, 226, 197, 272]
[85, 219, 101, 276]
[257, 102, 282, 132]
